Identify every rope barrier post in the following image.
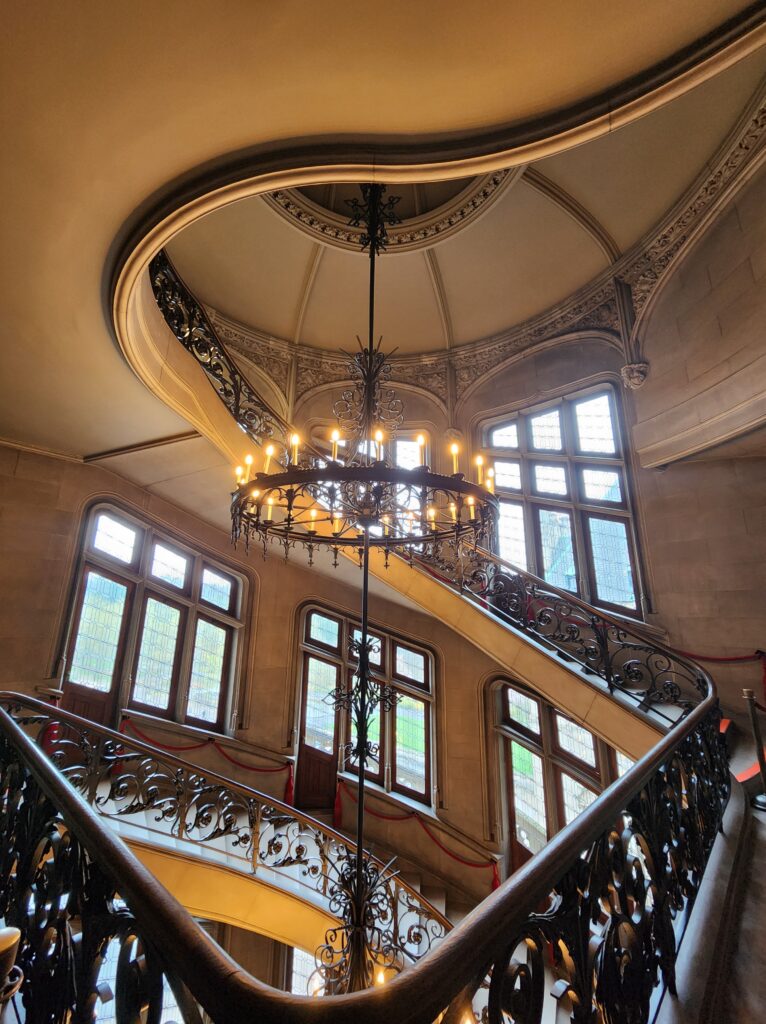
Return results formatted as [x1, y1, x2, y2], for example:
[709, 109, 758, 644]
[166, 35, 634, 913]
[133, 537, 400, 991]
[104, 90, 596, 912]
[743, 688, 766, 812]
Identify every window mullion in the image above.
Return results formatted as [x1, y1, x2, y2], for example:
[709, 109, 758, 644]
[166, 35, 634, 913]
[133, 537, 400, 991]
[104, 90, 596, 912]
[174, 607, 196, 722]
[120, 579, 145, 712]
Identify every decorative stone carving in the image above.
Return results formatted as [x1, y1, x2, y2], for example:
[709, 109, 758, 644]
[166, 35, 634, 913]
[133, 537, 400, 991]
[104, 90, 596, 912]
[263, 170, 516, 253]
[620, 362, 650, 389]
[210, 310, 292, 399]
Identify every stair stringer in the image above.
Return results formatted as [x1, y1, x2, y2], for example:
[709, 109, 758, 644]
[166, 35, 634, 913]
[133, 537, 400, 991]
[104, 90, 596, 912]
[367, 549, 661, 760]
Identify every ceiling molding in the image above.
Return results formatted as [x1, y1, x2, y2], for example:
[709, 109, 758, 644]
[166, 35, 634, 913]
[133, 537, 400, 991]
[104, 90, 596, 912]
[523, 168, 621, 263]
[293, 243, 324, 345]
[261, 169, 521, 253]
[423, 249, 454, 348]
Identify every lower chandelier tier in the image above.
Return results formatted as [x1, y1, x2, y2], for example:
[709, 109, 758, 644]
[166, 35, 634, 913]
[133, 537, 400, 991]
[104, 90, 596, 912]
[231, 462, 497, 560]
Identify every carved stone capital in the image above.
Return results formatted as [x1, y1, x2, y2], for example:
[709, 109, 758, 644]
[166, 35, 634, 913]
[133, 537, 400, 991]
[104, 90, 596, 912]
[620, 362, 650, 389]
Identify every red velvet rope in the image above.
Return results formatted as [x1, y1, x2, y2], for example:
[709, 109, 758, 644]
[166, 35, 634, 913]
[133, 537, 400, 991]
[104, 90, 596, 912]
[335, 780, 499, 889]
[673, 649, 766, 700]
[119, 719, 294, 803]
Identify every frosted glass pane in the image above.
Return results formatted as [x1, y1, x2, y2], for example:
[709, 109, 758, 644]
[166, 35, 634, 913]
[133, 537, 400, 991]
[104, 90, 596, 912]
[395, 696, 427, 793]
[555, 714, 596, 767]
[132, 599, 180, 710]
[587, 517, 635, 608]
[494, 460, 521, 490]
[201, 568, 233, 610]
[533, 464, 567, 496]
[538, 509, 577, 592]
[395, 439, 421, 469]
[69, 572, 127, 692]
[529, 409, 562, 450]
[304, 657, 338, 753]
[574, 395, 616, 453]
[490, 422, 518, 448]
[151, 543, 188, 589]
[510, 741, 547, 854]
[308, 611, 340, 649]
[187, 619, 227, 722]
[582, 468, 622, 502]
[561, 772, 597, 824]
[506, 689, 540, 734]
[93, 514, 137, 564]
[395, 645, 426, 684]
[497, 502, 527, 569]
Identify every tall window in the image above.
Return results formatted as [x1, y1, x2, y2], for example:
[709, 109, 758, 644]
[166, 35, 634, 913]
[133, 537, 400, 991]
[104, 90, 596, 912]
[299, 606, 434, 803]
[497, 680, 632, 871]
[63, 504, 245, 730]
[483, 387, 640, 613]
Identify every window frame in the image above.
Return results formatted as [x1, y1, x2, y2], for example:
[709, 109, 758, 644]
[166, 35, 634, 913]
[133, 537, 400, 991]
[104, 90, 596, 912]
[61, 502, 247, 733]
[482, 383, 643, 616]
[297, 604, 435, 805]
[496, 680, 628, 869]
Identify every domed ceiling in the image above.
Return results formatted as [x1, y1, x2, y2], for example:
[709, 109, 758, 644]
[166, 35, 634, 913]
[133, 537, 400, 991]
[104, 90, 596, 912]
[166, 50, 766, 360]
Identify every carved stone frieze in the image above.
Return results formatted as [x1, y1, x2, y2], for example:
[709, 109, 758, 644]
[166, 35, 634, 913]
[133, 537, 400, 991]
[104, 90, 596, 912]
[209, 309, 292, 398]
[619, 99, 766, 314]
[263, 170, 516, 253]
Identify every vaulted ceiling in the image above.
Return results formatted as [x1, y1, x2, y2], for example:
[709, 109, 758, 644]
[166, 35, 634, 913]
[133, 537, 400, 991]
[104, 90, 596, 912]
[1, 2, 765, 533]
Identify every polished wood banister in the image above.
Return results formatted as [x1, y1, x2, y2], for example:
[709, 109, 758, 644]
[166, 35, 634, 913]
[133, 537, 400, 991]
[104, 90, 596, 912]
[0, 660, 724, 1022]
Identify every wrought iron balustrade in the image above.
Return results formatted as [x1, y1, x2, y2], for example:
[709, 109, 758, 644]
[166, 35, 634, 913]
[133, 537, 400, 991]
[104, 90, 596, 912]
[0, 669, 728, 1023]
[411, 542, 706, 720]
[0, 695, 450, 975]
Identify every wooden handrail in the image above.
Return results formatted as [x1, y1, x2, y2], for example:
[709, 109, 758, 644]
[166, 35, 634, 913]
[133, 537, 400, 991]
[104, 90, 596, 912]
[0, 659, 723, 1022]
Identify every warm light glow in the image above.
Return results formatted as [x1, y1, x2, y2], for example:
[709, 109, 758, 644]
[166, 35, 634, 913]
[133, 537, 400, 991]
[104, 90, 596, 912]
[487, 467, 495, 493]
[417, 434, 426, 466]
[450, 442, 459, 474]
[381, 514, 390, 536]
[290, 433, 300, 464]
[264, 444, 274, 473]
[235, 465, 243, 482]
[376, 969, 386, 986]
[374, 428, 384, 461]
[427, 507, 436, 521]
[308, 508, 318, 532]
[468, 495, 475, 520]
[330, 429, 340, 462]
[332, 515, 342, 534]
[449, 502, 457, 521]
[475, 454, 484, 484]
[266, 497, 274, 522]
[244, 453, 253, 482]
[250, 489, 260, 500]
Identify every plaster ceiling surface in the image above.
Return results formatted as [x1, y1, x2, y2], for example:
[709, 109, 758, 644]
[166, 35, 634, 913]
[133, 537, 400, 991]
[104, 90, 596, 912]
[0, 2, 764, 486]
[167, 50, 766, 355]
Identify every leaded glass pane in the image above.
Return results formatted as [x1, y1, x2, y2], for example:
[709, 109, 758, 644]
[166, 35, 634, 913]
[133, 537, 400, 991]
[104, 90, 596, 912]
[494, 460, 521, 490]
[201, 567, 233, 610]
[581, 468, 622, 502]
[538, 509, 577, 591]
[395, 645, 426, 684]
[616, 752, 634, 777]
[498, 501, 527, 569]
[574, 394, 616, 453]
[510, 741, 547, 854]
[587, 517, 635, 608]
[506, 689, 540, 734]
[395, 696, 427, 793]
[490, 422, 519, 448]
[69, 572, 128, 691]
[132, 599, 180, 710]
[533, 464, 567, 496]
[561, 772, 597, 824]
[308, 611, 340, 649]
[93, 513, 137, 564]
[554, 714, 596, 767]
[150, 543, 188, 589]
[395, 439, 421, 469]
[290, 948, 324, 997]
[529, 409, 562, 450]
[304, 657, 338, 753]
[186, 619, 227, 722]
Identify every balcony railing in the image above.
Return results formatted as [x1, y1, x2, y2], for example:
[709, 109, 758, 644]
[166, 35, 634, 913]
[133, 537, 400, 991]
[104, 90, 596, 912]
[0, 695, 450, 975]
[0, 666, 728, 1022]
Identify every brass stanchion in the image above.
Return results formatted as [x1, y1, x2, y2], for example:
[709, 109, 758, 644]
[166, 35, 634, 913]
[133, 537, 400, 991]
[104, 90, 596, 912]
[743, 689, 766, 812]
[0, 927, 22, 1023]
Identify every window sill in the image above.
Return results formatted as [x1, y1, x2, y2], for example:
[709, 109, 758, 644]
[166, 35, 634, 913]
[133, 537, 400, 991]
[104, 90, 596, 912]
[119, 708, 291, 769]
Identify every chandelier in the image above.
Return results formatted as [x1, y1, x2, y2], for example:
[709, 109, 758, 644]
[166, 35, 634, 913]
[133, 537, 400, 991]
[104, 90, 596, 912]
[230, 183, 497, 993]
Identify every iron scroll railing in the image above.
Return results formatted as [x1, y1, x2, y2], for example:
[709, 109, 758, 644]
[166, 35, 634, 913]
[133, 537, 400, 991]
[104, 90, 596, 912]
[0, 696, 450, 971]
[0, 673, 728, 1023]
[411, 541, 708, 721]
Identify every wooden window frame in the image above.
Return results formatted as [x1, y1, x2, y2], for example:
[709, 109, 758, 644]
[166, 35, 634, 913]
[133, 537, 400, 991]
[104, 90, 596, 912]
[482, 383, 643, 617]
[61, 502, 246, 732]
[65, 563, 135, 695]
[298, 605, 435, 805]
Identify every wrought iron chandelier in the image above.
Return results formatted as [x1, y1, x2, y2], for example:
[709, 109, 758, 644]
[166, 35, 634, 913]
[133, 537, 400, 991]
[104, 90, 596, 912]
[230, 183, 497, 993]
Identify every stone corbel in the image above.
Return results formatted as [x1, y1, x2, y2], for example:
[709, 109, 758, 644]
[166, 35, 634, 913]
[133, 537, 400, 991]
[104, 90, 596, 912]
[620, 362, 650, 390]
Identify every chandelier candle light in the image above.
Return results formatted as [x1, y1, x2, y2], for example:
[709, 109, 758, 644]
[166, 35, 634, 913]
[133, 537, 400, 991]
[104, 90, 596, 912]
[230, 183, 497, 992]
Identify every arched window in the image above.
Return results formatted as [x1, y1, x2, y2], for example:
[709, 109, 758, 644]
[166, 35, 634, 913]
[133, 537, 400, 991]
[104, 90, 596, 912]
[60, 503, 247, 731]
[482, 385, 641, 614]
[294, 605, 434, 809]
[495, 680, 632, 872]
